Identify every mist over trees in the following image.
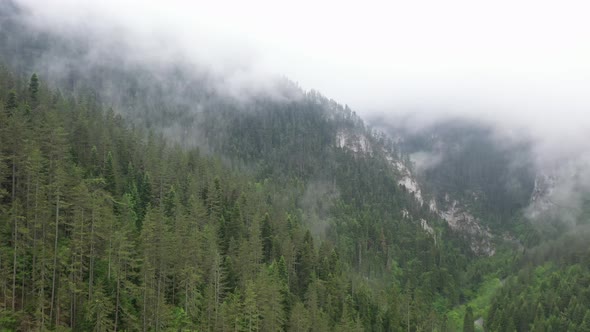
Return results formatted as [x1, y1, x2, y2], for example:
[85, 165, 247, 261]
[1, 1, 590, 332]
[0, 64, 476, 330]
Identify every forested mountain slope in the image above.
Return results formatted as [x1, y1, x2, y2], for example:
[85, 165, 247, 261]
[0, 2, 478, 327]
[392, 120, 535, 220]
[0, 62, 481, 331]
[1, 1, 590, 332]
[0, 3, 493, 330]
[0, 0, 508, 252]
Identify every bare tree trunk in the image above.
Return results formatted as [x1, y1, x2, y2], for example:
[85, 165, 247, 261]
[108, 212, 114, 280]
[20, 269, 25, 311]
[143, 267, 147, 332]
[11, 161, 17, 311]
[70, 279, 75, 329]
[22, 173, 31, 309]
[31, 180, 39, 298]
[89, 205, 95, 301]
[56, 292, 60, 327]
[156, 268, 162, 332]
[49, 193, 60, 325]
[12, 204, 17, 311]
[358, 241, 362, 270]
[115, 272, 120, 332]
[172, 275, 176, 305]
[184, 280, 188, 314]
[41, 199, 47, 329]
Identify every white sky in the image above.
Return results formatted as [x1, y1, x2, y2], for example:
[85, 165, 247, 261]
[16, 0, 590, 163]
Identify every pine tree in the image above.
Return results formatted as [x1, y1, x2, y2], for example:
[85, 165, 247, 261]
[104, 151, 117, 194]
[256, 266, 286, 332]
[261, 213, 273, 263]
[463, 306, 474, 332]
[5, 89, 17, 110]
[29, 73, 40, 106]
[440, 314, 448, 332]
[211, 251, 225, 328]
[580, 311, 590, 331]
[288, 302, 310, 332]
[0, 151, 7, 201]
[243, 280, 260, 332]
[85, 281, 114, 332]
[296, 230, 315, 297]
[46, 124, 70, 327]
[140, 206, 168, 330]
[219, 292, 242, 332]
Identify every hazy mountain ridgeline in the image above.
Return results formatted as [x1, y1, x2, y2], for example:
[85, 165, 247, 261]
[0, 0, 449, 237]
[376, 118, 536, 224]
[0, 3, 224, 148]
[0, 0, 512, 249]
[366, 105, 590, 329]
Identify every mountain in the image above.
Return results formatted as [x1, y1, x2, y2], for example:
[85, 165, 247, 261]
[1, 1, 590, 331]
[0, 1, 513, 255]
[380, 119, 538, 251]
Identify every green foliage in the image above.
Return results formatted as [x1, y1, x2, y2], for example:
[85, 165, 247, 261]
[445, 272, 504, 330]
[10, 10, 590, 331]
[0, 310, 17, 331]
[0, 56, 543, 331]
[5, 89, 17, 110]
[487, 263, 590, 331]
[463, 306, 474, 332]
[29, 73, 39, 106]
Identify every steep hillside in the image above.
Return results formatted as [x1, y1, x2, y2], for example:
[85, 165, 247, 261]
[0, 3, 497, 331]
[3, 2, 589, 331]
[0, 4, 506, 257]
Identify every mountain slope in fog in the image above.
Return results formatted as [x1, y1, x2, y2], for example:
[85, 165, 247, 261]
[3, 1, 590, 330]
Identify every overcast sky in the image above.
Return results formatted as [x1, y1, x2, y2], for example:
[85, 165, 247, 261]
[16, 0, 590, 164]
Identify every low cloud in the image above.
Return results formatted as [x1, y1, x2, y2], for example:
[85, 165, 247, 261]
[527, 154, 590, 227]
[410, 151, 444, 174]
[6, 0, 590, 227]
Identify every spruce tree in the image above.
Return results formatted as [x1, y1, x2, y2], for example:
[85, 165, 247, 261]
[5, 89, 17, 110]
[463, 306, 474, 332]
[104, 151, 117, 194]
[261, 213, 273, 263]
[29, 73, 39, 106]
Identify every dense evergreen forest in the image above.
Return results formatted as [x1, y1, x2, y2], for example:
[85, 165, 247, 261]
[393, 121, 535, 222]
[2, 2, 590, 331]
[0, 68, 482, 330]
